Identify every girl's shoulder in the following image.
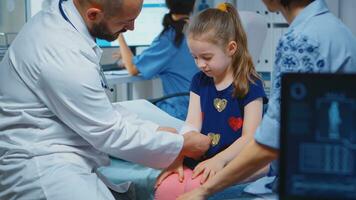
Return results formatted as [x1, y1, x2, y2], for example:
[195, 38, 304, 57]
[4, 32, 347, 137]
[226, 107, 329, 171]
[242, 78, 268, 104]
[250, 78, 264, 88]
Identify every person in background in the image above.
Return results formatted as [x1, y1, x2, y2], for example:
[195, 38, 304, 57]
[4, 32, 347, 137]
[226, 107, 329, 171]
[0, 0, 211, 199]
[116, 0, 199, 120]
[154, 3, 269, 199]
[178, 0, 356, 199]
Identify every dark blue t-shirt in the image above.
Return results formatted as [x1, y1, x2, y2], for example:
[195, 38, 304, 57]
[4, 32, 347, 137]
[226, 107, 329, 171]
[185, 72, 267, 168]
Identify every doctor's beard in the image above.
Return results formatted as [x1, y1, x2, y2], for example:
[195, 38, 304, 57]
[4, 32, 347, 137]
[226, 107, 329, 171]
[89, 21, 125, 42]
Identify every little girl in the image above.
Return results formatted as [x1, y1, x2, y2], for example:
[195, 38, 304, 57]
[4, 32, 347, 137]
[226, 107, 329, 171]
[154, 3, 268, 199]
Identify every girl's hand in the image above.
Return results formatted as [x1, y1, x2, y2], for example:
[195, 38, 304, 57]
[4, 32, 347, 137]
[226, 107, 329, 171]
[177, 187, 209, 200]
[155, 155, 184, 188]
[192, 156, 226, 184]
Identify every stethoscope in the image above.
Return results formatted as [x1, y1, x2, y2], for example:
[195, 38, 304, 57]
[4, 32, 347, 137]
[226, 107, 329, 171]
[58, 0, 114, 92]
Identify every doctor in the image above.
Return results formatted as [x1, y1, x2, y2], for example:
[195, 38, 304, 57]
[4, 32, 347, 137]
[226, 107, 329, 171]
[0, 0, 211, 199]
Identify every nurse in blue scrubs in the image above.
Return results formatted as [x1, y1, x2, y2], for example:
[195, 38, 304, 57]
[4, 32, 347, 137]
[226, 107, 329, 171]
[117, 0, 198, 120]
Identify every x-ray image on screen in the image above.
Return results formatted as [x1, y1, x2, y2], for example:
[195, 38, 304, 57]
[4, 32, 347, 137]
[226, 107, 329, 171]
[316, 97, 354, 142]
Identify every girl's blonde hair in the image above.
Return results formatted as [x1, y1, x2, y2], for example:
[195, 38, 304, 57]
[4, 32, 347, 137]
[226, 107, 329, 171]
[186, 3, 261, 98]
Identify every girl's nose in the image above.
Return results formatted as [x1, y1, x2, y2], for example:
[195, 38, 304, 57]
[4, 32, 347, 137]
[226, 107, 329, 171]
[197, 59, 207, 69]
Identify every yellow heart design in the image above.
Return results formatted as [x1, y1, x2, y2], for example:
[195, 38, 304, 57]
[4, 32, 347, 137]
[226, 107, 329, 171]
[208, 133, 221, 147]
[213, 98, 227, 112]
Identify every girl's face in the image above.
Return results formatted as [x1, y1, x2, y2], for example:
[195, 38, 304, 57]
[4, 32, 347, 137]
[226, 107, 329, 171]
[188, 37, 235, 78]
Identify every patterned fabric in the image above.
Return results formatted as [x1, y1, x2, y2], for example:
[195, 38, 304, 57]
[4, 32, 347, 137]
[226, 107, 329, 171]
[190, 72, 267, 159]
[254, 0, 356, 149]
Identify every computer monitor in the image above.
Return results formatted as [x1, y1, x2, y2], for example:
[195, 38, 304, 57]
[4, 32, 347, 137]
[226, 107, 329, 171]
[97, 0, 168, 48]
[280, 73, 356, 200]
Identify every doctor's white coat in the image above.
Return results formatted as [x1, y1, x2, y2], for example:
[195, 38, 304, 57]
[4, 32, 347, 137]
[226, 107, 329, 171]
[0, 0, 183, 199]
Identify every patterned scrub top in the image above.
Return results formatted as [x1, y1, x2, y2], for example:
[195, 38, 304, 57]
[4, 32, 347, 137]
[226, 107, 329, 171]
[254, 0, 356, 150]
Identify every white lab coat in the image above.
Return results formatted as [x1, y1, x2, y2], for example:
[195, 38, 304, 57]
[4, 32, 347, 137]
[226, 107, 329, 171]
[0, 0, 183, 199]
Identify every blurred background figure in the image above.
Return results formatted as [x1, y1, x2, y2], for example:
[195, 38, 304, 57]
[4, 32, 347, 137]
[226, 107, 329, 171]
[116, 0, 198, 120]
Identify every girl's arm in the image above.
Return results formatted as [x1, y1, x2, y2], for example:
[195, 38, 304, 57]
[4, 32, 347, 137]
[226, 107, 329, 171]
[117, 34, 139, 75]
[155, 91, 203, 186]
[183, 91, 203, 132]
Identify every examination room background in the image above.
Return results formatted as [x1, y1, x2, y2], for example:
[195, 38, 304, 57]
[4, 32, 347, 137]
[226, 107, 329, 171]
[1, 0, 355, 102]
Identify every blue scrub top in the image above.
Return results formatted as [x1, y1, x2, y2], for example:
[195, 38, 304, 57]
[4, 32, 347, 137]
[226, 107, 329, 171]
[184, 72, 267, 168]
[254, 0, 356, 150]
[133, 27, 199, 120]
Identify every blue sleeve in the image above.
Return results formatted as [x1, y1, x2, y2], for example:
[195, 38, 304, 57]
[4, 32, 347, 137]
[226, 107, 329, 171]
[241, 79, 268, 107]
[255, 30, 330, 150]
[254, 57, 282, 150]
[189, 72, 202, 95]
[133, 32, 178, 79]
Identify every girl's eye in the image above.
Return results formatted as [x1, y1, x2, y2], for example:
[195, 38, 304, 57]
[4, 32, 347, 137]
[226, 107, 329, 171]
[203, 57, 212, 61]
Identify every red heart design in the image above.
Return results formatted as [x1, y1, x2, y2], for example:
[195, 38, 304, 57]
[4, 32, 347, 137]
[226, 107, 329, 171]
[228, 117, 243, 132]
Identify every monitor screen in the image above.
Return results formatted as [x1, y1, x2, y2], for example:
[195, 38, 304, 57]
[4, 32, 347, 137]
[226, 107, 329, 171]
[97, 0, 168, 47]
[280, 73, 356, 200]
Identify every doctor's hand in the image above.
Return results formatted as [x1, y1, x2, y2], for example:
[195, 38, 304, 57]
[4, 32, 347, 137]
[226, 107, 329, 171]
[155, 155, 184, 188]
[181, 131, 211, 159]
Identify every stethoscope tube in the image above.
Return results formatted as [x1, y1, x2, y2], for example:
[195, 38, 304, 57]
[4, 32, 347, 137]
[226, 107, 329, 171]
[58, 0, 113, 92]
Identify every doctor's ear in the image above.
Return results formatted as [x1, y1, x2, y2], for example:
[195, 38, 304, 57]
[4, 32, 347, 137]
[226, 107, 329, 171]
[86, 7, 104, 22]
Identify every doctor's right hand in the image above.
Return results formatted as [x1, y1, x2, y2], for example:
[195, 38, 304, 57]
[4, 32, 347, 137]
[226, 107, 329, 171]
[181, 131, 211, 159]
